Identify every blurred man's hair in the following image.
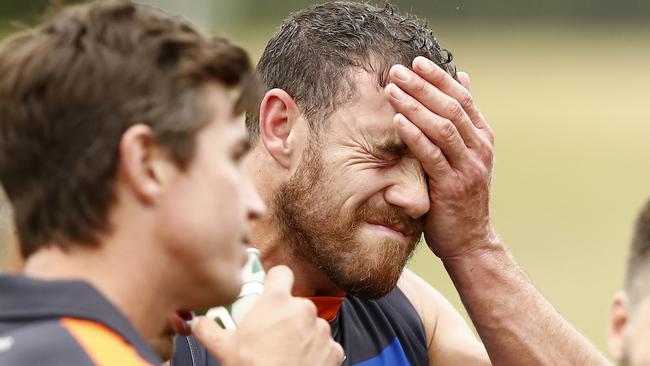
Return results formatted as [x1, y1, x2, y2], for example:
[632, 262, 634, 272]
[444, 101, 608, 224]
[625, 199, 650, 310]
[246, 1, 456, 140]
[0, 0, 256, 257]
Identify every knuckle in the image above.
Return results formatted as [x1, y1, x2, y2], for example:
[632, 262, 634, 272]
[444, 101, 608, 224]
[315, 318, 331, 335]
[447, 181, 469, 200]
[438, 121, 458, 143]
[446, 100, 464, 120]
[427, 144, 444, 162]
[296, 298, 317, 317]
[480, 143, 494, 162]
[458, 90, 474, 108]
[408, 100, 422, 114]
[413, 77, 427, 93]
[468, 164, 488, 183]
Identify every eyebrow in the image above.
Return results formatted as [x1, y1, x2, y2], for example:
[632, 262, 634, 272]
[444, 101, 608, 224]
[373, 139, 409, 156]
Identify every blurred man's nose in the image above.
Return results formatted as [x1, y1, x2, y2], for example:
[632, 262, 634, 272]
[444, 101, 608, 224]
[383, 158, 430, 219]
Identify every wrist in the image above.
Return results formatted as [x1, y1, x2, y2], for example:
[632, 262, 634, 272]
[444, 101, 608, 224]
[432, 226, 504, 263]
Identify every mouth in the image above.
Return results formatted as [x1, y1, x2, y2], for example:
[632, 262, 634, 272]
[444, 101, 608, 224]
[364, 220, 409, 238]
[169, 311, 194, 336]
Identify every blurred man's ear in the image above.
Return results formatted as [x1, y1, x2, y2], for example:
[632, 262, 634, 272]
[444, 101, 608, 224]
[118, 124, 177, 205]
[258, 88, 304, 170]
[608, 291, 629, 361]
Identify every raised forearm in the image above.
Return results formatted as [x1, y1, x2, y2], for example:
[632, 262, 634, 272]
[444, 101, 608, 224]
[443, 242, 610, 366]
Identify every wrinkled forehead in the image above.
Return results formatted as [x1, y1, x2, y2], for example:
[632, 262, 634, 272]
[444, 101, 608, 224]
[324, 69, 404, 149]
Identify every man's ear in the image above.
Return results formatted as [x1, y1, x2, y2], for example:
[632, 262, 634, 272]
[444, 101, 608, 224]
[608, 291, 629, 361]
[259, 88, 302, 169]
[118, 124, 176, 204]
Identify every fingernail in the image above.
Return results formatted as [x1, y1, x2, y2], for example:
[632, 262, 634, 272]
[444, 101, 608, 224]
[416, 57, 433, 73]
[388, 84, 406, 101]
[393, 66, 411, 82]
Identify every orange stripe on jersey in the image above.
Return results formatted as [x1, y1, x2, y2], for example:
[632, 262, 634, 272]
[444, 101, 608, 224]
[307, 296, 345, 322]
[60, 317, 152, 366]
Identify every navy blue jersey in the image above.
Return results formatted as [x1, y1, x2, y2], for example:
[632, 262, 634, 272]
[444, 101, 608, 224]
[0, 275, 161, 365]
[172, 286, 428, 366]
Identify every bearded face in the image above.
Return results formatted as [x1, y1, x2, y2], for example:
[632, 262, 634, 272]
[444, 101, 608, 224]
[273, 141, 423, 299]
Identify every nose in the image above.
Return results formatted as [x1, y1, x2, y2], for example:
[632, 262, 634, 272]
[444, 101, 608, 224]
[243, 177, 267, 220]
[383, 158, 430, 219]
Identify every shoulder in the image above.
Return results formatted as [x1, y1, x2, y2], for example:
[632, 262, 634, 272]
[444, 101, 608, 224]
[397, 269, 490, 366]
[397, 269, 449, 347]
[0, 319, 95, 366]
[0, 318, 154, 366]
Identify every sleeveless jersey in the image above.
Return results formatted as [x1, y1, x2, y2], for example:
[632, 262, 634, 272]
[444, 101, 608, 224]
[171, 285, 429, 366]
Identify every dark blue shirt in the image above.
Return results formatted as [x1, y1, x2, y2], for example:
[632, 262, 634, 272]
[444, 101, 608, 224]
[171, 286, 428, 366]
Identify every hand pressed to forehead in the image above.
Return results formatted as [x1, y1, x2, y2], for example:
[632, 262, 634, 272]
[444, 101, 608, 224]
[384, 56, 497, 260]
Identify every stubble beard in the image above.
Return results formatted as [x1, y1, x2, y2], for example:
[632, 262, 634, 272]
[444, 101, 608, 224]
[272, 143, 422, 299]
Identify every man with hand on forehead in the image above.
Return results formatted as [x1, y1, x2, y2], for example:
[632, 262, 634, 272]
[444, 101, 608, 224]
[0, 1, 343, 365]
[176, 2, 491, 365]
[175, 1, 611, 365]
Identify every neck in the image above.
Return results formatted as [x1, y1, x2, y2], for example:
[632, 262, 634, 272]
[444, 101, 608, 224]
[245, 145, 344, 298]
[23, 240, 173, 344]
[250, 212, 344, 298]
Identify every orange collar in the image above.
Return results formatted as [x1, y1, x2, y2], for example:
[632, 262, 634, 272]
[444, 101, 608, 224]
[306, 296, 345, 322]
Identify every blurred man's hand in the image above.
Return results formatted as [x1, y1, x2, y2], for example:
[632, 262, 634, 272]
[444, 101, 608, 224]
[192, 265, 344, 366]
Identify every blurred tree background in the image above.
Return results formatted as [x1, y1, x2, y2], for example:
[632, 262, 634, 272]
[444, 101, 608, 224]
[1, 0, 649, 360]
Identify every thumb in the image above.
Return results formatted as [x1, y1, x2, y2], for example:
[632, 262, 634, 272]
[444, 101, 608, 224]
[191, 316, 234, 362]
[262, 265, 294, 296]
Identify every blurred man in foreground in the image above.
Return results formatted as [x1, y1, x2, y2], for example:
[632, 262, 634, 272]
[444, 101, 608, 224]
[609, 200, 650, 366]
[0, 1, 342, 365]
[174, 1, 611, 365]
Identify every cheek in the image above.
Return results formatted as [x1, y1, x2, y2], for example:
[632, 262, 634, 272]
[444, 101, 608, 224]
[159, 163, 245, 253]
[337, 168, 392, 208]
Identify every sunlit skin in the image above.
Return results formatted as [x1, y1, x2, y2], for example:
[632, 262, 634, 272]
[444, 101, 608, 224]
[247, 70, 429, 298]
[241, 54, 504, 365]
[151, 85, 265, 310]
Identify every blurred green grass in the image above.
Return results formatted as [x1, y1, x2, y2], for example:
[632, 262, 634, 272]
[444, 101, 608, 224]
[225, 22, 650, 354]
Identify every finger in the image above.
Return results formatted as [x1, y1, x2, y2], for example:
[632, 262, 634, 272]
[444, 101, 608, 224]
[263, 265, 294, 296]
[311, 319, 343, 366]
[413, 58, 494, 146]
[330, 341, 345, 366]
[412, 57, 483, 126]
[457, 71, 471, 91]
[386, 83, 470, 168]
[192, 316, 232, 361]
[393, 113, 452, 178]
[389, 64, 482, 149]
